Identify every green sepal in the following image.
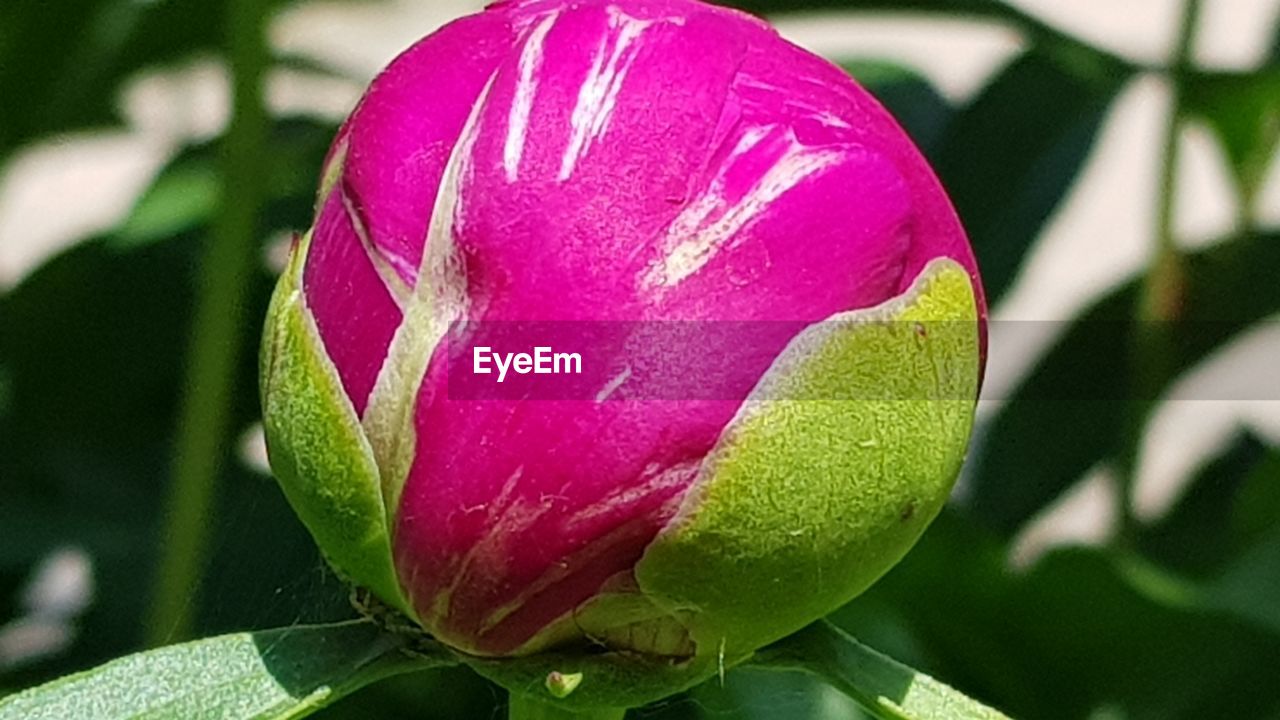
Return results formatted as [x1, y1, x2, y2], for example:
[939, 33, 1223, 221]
[260, 232, 411, 616]
[636, 258, 981, 662]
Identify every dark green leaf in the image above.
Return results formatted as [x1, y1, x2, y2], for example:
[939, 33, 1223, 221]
[1138, 432, 1275, 577]
[1207, 525, 1280, 636]
[0, 621, 448, 720]
[724, 0, 1134, 73]
[932, 47, 1128, 302]
[0, 116, 339, 678]
[703, 667, 867, 720]
[0, 0, 301, 162]
[968, 230, 1280, 534]
[851, 510, 1280, 720]
[1183, 69, 1280, 204]
[1233, 448, 1280, 542]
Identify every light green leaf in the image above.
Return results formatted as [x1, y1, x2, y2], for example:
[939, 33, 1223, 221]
[1184, 69, 1280, 206]
[114, 162, 220, 250]
[0, 621, 450, 720]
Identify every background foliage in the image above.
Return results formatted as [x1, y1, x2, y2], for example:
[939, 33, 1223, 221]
[1, 0, 1278, 718]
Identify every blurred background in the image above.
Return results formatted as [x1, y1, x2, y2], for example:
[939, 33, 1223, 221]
[2, 0, 1279, 718]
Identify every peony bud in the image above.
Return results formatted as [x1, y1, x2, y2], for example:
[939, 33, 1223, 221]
[260, 0, 985, 706]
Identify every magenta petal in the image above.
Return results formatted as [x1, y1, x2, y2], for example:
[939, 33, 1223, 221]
[302, 190, 403, 416]
[732, 26, 986, 320]
[395, 365, 726, 655]
[340, 12, 516, 286]
[446, 2, 750, 319]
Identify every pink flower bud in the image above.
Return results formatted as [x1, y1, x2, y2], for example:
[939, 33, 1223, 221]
[261, 0, 985, 701]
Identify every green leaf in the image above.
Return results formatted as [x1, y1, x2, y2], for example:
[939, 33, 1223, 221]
[1206, 525, 1280, 637]
[113, 162, 221, 250]
[0, 359, 10, 417]
[0, 0, 299, 163]
[0, 621, 449, 720]
[932, 47, 1127, 303]
[0, 117, 343, 675]
[259, 229, 409, 617]
[1183, 69, 1280, 205]
[1138, 432, 1276, 577]
[1232, 447, 1280, 543]
[850, 510, 1280, 720]
[968, 230, 1280, 534]
[707, 667, 867, 720]
[724, 0, 1134, 73]
[754, 621, 1011, 720]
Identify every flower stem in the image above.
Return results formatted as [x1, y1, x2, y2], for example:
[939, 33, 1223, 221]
[1115, 0, 1203, 544]
[145, 0, 269, 646]
[507, 695, 627, 720]
[753, 622, 1011, 720]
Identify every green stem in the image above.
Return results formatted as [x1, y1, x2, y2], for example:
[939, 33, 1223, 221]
[508, 694, 626, 720]
[753, 622, 1010, 720]
[145, 0, 269, 646]
[1115, 0, 1203, 544]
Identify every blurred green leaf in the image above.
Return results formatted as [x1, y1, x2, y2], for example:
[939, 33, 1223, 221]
[1138, 433, 1276, 577]
[726, 0, 1134, 72]
[717, 668, 867, 720]
[1010, 549, 1280, 720]
[114, 163, 221, 250]
[0, 621, 446, 720]
[968, 229, 1280, 535]
[932, 47, 1128, 303]
[848, 512, 1046, 717]
[1207, 526, 1280, 637]
[1184, 69, 1280, 205]
[0, 116, 340, 679]
[1233, 448, 1280, 542]
[0, 360, 10, 417]
[0, 0, 317, 163]
[854, 510, 1280, 720]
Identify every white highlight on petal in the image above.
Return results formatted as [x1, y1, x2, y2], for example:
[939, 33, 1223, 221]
[643, 127, 845, 289]
[563, 461, 693, 530]
[504, 12, 558, 182]
[558, 7, 655, 181]
[594, 365, 632, 403]
[341, 188, 411, 308]
[361, 73, 495, 509]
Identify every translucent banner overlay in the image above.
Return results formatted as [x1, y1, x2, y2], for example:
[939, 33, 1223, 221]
[440, 320, 1280, 402]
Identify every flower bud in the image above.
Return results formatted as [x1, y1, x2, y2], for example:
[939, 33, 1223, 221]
[261, 0, 985, 705]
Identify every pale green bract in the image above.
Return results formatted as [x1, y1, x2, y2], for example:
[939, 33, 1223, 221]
[638, 257, 979, 661]
[259, 231, 410, 617]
